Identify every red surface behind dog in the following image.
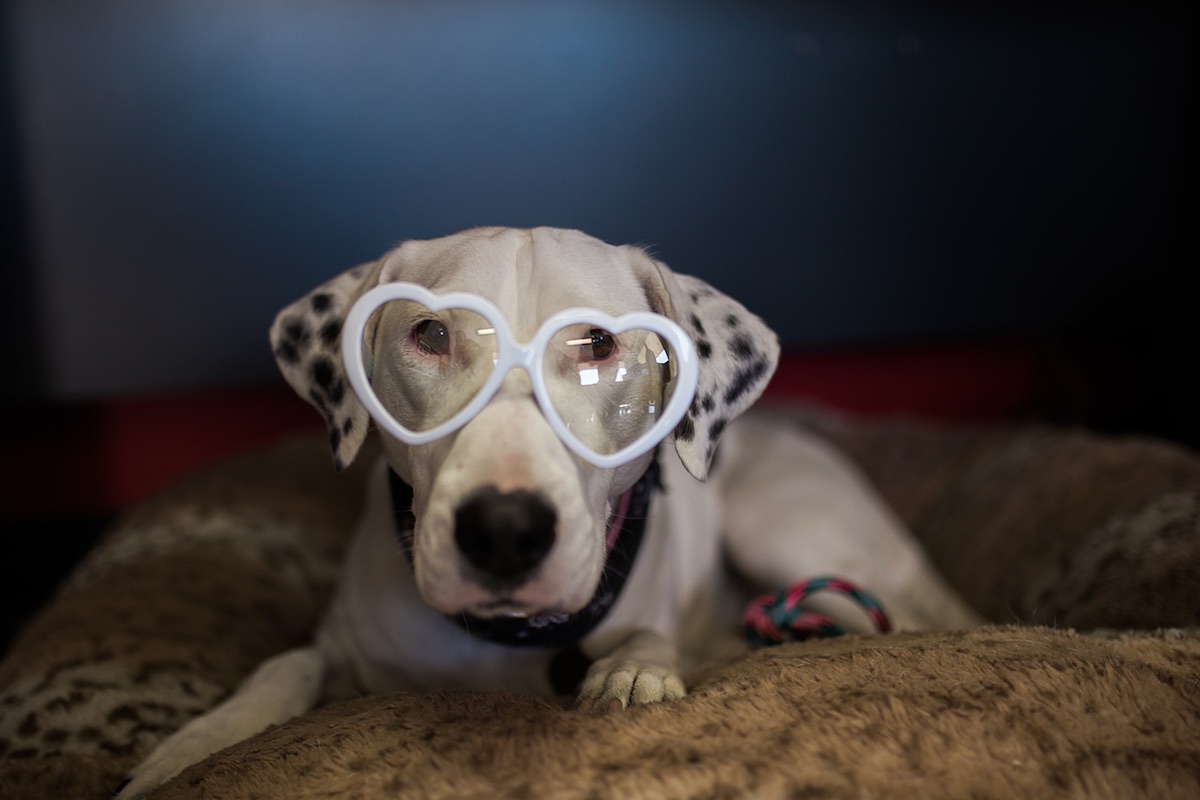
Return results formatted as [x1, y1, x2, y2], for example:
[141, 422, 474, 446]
[6, 342, 1045, 516]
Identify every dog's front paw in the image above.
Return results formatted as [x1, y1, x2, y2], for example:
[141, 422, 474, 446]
[112, 725, 218, 799]
[577, 658, 686, 711]
[576, 630, 685, 711]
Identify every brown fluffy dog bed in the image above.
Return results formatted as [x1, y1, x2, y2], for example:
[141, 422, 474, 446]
[2, 412, 1199, 799]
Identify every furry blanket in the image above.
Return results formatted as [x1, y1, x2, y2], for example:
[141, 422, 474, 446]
[149, 628, 1200, 800]
[2, 413, 1200, 799]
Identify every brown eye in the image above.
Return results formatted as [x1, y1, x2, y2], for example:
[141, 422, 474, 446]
[413, 319, 450, 356]
[586, 328, 615, 360]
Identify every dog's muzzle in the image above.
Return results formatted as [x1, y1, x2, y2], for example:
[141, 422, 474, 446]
[388, 457, 657, 648]
[453, 487, 557, 588]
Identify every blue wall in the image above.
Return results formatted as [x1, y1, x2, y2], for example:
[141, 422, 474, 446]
[5, 1, 1195, 396]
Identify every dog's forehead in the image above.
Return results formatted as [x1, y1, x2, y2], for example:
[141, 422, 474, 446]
[383, 227, 650, 327]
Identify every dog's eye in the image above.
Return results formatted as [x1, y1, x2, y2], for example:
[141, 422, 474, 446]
[584, 328, 616, 361]
[412, 319, 450, 356]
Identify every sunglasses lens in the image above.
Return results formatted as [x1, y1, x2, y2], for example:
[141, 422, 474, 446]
[363, 300, 498, 433]
[541, 324, 682, 456]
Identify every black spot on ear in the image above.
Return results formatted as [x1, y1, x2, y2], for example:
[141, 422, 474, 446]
[279, 318, 313, 362]
[276, 341, 300, 365]
[328, 379, 346, 406]
[342, 418, 354, 435]
[308, 389, 329, 414]
[282, 318, 310, 344]
[700, 393, 715, 413]
[730, 335, 756, 361]
[689, 314, 706, 336]
[675, 414, 695, 443]
[707, 417, 727, 442]
[723, 359, 769, 406]
[725, 314, 740, 328]
[329, 427, 342, 452]
[320, 320, 341, 348]
[312, 358, 335, 391]
[697, 340, 712, 360]
[311, 293, 333, 314]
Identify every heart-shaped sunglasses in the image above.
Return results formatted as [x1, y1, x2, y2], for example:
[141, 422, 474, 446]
[342, 283, 699, 468]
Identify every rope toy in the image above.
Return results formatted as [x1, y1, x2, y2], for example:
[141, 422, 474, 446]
[743, 575, 893, 648]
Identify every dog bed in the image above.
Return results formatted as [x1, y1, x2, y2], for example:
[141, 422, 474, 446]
[2, 413, 1199, 799]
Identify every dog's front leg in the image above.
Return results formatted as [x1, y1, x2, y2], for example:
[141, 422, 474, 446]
[577, 629, 685, 711]
[114, 646, 326, 799]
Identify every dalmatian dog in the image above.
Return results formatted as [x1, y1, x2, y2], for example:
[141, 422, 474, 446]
[117, 227, 980, 798]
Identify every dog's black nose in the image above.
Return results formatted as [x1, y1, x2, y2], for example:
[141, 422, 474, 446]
[454, 487, 557, 584]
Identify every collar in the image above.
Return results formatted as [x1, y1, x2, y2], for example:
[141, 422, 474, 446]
[387, 456, 658, 648]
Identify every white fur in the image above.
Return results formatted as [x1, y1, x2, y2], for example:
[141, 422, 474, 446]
[117, 228, 980, 798]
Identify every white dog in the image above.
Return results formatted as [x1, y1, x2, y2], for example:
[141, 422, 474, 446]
[118, 227, 978, 797]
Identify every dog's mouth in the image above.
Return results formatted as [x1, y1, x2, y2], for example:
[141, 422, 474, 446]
[463, 483, 636, 620]
[472, 600, 559, 619]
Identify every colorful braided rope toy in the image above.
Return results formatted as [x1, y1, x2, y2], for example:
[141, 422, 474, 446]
[743, 575, 893, 648]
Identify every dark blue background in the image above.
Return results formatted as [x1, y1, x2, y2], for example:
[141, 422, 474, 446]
[2, 1, 1195, 406]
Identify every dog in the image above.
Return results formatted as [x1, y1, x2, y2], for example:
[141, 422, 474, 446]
[117, 227, 980, 797]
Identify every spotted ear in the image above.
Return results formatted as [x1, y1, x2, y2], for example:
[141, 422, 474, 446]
[269, 260, 385, 470]
[631, 250, 780, 480]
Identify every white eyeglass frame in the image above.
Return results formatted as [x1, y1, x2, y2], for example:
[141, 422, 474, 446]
[341, 282, 699, 469]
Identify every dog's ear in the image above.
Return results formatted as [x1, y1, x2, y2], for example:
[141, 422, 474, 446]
[630, 249, 780, 480]
[269, 260, 386, 471]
